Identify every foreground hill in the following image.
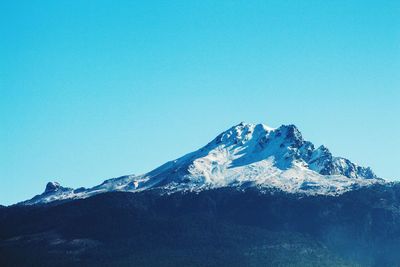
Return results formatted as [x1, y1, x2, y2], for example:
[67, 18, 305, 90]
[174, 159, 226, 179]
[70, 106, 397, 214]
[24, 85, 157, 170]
[2, 184, 400, 266]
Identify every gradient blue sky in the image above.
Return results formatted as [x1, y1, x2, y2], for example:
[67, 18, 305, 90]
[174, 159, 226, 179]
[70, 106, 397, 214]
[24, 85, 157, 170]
[1, 0, 399, 205]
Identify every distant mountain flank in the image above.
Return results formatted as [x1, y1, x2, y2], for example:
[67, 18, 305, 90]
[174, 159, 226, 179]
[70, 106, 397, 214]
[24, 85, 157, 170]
[20, 122, 384, 205]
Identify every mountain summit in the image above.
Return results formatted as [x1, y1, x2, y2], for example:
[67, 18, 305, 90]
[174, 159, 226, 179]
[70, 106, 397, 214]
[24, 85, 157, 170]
[21, 122, 383, 205]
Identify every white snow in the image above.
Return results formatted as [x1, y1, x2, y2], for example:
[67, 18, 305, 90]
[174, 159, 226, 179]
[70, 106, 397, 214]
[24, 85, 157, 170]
[20, 122, 385, 205]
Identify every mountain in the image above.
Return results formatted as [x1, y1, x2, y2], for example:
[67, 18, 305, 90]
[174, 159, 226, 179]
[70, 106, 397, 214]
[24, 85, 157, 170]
[20, 122, 383, 205]
[1, 122, 399, 267]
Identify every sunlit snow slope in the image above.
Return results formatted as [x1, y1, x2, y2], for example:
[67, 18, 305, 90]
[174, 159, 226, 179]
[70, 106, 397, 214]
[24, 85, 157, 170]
[21, 123, 383, 205]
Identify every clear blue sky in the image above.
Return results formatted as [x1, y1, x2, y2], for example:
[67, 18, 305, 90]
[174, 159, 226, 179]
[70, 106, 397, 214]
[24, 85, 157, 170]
[1, 0, 399, 205]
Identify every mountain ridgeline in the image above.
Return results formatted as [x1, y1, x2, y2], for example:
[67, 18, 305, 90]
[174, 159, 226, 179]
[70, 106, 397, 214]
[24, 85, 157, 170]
[21, 123, 381, 205]
[1, 122, 398, 267]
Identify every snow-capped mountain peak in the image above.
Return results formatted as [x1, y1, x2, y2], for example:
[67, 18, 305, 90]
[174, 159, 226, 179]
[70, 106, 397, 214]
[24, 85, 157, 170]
[44, 182, 62, 193]
[212, 122, 274, 146]
[20, 122, 383, 205]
